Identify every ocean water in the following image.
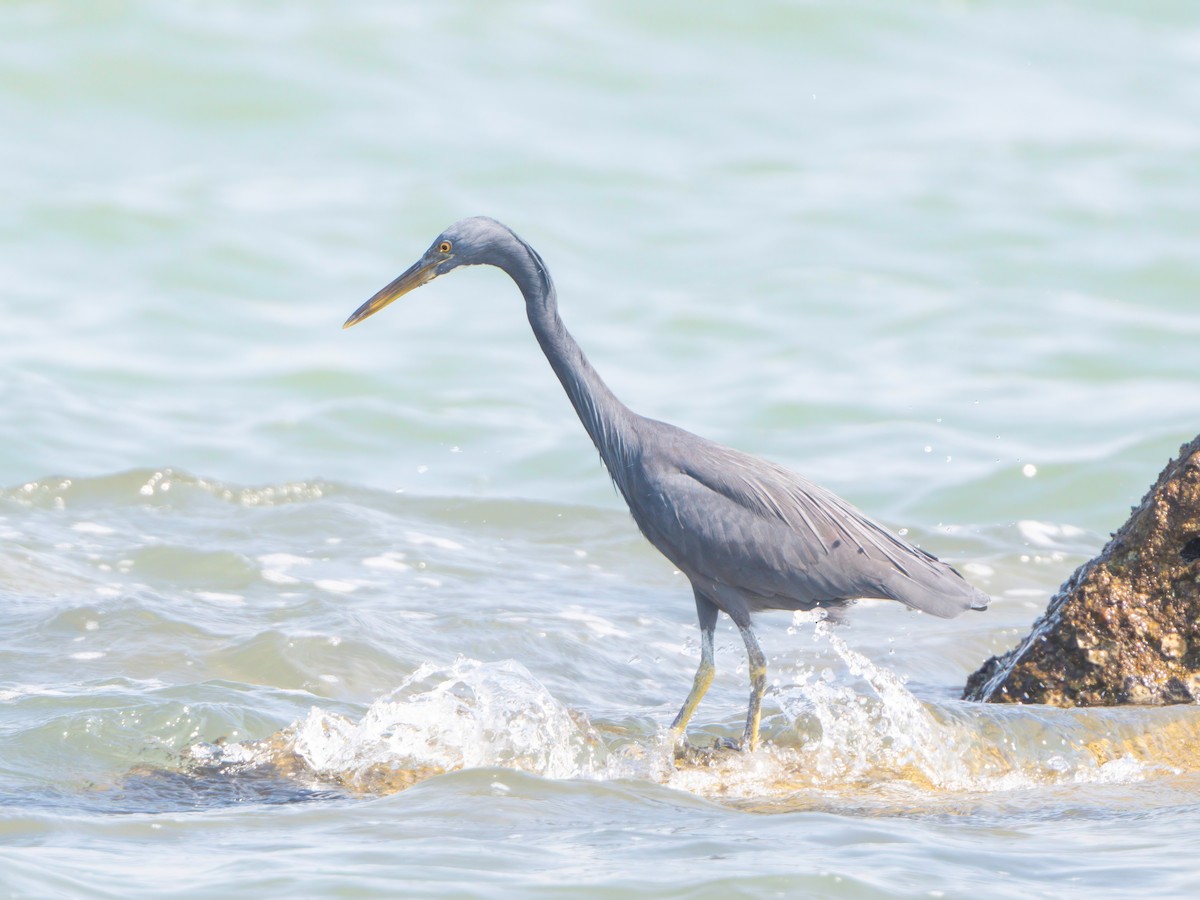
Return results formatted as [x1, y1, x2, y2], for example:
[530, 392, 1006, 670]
[3, 1, 1200, 896]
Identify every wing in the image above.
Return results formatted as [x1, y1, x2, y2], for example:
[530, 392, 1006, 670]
[629, 422, 987, 619]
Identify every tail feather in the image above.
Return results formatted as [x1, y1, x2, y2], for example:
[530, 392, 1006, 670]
[885, 565, 991, 619]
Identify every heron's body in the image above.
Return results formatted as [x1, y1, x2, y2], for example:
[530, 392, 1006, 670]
[344, 216, 989, 752]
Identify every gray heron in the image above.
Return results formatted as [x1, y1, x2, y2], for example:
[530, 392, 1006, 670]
[343, 216, 989, 752]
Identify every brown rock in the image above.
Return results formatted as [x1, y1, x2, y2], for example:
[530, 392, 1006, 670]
[964, 434, 1200, 706]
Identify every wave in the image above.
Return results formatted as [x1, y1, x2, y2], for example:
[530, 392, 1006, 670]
[176, 626, 1200, 813]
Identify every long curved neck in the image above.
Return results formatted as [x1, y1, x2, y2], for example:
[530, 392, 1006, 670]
[493, 238, 639, 487]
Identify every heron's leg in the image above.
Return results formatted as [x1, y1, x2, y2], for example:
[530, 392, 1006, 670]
[737, 623, 767, 752]
[668, 591, 718, 744]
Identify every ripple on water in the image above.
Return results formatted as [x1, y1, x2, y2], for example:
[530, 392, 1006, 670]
[1, 469, 332, 510]
[4, 469, 1195, 821]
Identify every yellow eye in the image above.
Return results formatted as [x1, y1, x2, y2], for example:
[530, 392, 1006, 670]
[438, 241, 452, 254]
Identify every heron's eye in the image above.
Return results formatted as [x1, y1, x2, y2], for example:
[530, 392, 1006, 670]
[438, 241, 452, 254]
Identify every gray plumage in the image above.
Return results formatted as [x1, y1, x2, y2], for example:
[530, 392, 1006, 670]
[344, 216, 990, 753]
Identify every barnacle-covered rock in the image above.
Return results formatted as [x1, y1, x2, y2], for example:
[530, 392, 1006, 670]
[965, 434, 1200, 706]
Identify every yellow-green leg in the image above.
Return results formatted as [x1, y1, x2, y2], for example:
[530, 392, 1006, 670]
[738, 624, 767, 752]
[669, 591, 718, 745]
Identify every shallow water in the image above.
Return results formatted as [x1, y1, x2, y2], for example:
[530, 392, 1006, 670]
[4, 1, 1200, 896]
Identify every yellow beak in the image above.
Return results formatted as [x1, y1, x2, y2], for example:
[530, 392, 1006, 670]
[343, 255, 445, 329]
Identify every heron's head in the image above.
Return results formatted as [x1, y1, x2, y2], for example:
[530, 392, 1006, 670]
[343, 217, 518, 328]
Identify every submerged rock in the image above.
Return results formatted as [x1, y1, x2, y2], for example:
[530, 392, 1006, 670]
[965, 434, 1200, 706]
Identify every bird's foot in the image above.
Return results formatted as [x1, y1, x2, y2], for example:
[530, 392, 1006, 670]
[673, 735, 741, 766]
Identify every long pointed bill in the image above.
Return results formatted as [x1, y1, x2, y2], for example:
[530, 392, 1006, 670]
[343, 255, 443, 329]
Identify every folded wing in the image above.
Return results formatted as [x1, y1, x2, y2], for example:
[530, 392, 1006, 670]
[630, 424, 988, 619]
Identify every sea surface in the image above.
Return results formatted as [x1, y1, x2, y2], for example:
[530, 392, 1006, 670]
[3, 1, 1200, 896]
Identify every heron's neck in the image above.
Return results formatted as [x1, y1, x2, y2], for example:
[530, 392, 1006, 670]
[497, 244, 638, 483]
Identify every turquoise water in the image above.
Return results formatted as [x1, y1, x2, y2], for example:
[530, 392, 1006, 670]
[3, 1, 1200, 895]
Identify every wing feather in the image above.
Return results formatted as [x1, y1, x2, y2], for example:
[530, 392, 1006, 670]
[628, 422, 986, 618]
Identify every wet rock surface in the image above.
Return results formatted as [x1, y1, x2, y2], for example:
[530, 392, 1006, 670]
[965, 434, 1200, 706]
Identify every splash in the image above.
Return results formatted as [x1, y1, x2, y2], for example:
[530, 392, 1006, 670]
[293, 659, 606, 786]
[187, 659, 612, 794]
[182, 643, 1200, 808]
[660, 622, 1191, 803]
[771, 622, 965, 789]
[752, 622, 1186, 795]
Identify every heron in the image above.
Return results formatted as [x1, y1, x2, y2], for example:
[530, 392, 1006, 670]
[343, 216, 990, 753]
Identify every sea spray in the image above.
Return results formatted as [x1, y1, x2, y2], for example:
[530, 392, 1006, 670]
[183, 645, 1181, 804]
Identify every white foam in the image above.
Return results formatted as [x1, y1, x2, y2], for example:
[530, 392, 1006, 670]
[362, 553, 411, 572]
[194, 591, 245, 605]
[71, 522, 115, 536]
[259, 551, 312, 586]
[314, 579, 362, 594]
[257, 552, 311, 568]
[188, 646, 1164, 803]
[1017, 520, 1087, 548]
[403, 531, 464, 551]
[289, 659, 600, 787]
[560, 607, 628, 638]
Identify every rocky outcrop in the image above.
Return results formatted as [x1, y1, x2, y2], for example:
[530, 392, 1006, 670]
[965, 434, 1200, 706]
